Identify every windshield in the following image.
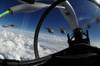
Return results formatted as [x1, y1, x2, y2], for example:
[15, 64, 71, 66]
[0, 0, 100, 61]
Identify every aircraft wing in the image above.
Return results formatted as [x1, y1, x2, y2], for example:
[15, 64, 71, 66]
[13, 25, 19, 27]
[18, 0, 35, 4]
[59, 1, 79, 29]
[2, 25, 8, 28]
[41, 27, 73, 34]
[41, 27, 73, 30]
[79, 15, 100, 28]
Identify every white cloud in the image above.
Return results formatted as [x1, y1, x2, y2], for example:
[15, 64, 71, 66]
[0, 27, 99, 61]
[38, 33, 68, 57]
[78, 16, 91, 22]
[91, 41, 100, 48]
[0, 27, 67, 60]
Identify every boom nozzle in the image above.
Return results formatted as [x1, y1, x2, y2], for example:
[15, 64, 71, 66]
[0, 10, 12, 18]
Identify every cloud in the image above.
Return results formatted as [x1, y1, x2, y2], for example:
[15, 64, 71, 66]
[38, 33, 68, 57]
[0, 27, 67, 60]
[78, 16, 91, 22]
[0, 27, 100, 61]
[91, 41, 100, 48]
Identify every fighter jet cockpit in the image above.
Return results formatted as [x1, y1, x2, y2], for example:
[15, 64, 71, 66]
[0, 0, 100, 66]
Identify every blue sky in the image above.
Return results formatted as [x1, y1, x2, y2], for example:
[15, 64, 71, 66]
[0, 0, 100, 43]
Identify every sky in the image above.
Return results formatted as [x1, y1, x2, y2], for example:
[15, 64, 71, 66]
[0, 0, 100, 46]
[0, 0, 100, 61]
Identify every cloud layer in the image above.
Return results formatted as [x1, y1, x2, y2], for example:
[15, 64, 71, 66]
[0, 27, 67, 60]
